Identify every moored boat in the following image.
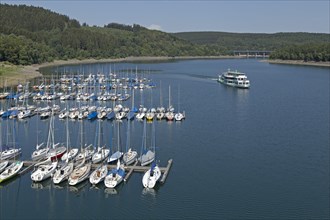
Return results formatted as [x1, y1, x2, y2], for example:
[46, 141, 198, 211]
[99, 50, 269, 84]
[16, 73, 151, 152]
[0, 161, 24, 183]
[142, 162, 161, 189]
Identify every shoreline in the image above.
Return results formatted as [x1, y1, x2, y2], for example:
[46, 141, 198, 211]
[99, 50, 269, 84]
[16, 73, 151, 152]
[1, 56, 329, 88]
[261, 59, 330, 67]
[1, 56, 238, 88]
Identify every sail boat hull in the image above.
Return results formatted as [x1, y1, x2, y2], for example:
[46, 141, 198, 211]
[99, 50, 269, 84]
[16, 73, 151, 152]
[92, 148, 110, 164]
[123, 149, 138, 165]
[89, 165, 108, 185]
[1, 148, 22, 160]
[47, 146, 66, 161]
[140, 150, 155, 166]
[68, 163, 91, 186]
[0, 161, 23, 183]
[0, 161, 9, 173]
[53, 162, 74, 184]
[142, 165, 161, 188]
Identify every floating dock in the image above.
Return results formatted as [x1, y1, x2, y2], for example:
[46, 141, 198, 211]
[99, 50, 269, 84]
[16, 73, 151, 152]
[9, 158, 173, 184]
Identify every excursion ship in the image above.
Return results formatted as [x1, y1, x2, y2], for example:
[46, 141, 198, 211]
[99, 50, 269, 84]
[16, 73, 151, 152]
[218, 69, 250, 88]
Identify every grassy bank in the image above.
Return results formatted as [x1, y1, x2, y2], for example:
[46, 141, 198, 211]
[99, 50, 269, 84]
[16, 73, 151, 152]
[0, 62, 42, 89]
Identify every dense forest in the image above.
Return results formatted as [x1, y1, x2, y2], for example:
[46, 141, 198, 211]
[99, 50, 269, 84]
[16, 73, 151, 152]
[0, 4, 329, 65]
[0, 4, 214, 65]
[173, 32, 330, 62]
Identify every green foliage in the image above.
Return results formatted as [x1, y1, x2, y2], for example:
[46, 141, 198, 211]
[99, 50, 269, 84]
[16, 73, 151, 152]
[0, 34, 54, 65]
[0, 4, 217, 65]
[173, 32, 330, 54]
[270, 43, 330, 62]
[0, 4, 329, 65]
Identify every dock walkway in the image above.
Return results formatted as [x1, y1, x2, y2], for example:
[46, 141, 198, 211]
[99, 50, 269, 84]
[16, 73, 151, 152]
[9, 158, 173, 184]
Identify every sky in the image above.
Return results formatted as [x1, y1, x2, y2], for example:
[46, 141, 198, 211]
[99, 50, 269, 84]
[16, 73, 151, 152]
[1, 0, 329, 33]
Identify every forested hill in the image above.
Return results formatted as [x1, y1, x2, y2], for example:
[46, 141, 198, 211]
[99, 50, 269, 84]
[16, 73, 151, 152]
[0, 4, 214, 65]
[0, 4, 329, 65]
[172, 31, 329, 51]
[172, 31, 330, 62]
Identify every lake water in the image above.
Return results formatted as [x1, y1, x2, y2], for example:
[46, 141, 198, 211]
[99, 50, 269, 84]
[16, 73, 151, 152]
[0, 59, 329, 219]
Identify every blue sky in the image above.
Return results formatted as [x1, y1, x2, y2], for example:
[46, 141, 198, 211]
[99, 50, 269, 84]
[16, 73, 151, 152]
[2, 0, 329, 33]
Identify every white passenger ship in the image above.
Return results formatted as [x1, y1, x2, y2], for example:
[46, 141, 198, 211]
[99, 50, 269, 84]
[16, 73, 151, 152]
[218, 69, 250, 88]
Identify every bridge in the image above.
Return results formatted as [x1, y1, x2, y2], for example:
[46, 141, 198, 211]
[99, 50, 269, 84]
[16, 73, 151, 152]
[233, 50, 272, 58]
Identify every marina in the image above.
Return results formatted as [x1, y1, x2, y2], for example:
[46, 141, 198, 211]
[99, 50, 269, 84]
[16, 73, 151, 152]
[0, 59, 328, 219]
[8, 159, 173, 177]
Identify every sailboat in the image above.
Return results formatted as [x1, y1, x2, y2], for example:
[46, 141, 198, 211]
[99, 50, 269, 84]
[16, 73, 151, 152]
[0, 120, 21, 160]
[107, 121, 123, 163]
[174, 85, 185, 121]
[53, 113, 75, 184]
[31, 114, 48, 161]
[142, 162, 161, 189]
[0, 120, 9, 172]
[61, 107, 78, 162]
[139, 119, 155, 166]
[89, 164, 108, 185]
[156, 82, 165, 120]
[92, 120, 110, 164]
[104, 160, 125, 188]
[0, 160, 24, 183]
[146, 89, 155, 121]
[122, 120, 138, 165]
[45, 111, 66, 160]
[52, 161, 74, 184]
[127, 89, 138, 120]
[165, 85, 174, 121]
[0, 160, 9, 173]
[68, 156, 91, 186]
[68, 120, 92, 186]
[74, 120, 94, 163]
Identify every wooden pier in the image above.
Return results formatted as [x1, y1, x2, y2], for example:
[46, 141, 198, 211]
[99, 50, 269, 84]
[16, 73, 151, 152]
[9, 158, 173, 184]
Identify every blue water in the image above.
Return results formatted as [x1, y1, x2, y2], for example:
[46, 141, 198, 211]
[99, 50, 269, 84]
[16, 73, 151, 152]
[0, 59, 329, 219]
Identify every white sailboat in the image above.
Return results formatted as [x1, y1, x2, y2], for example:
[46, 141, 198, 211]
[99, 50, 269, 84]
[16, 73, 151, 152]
[74, 121, 94, 163]
[68, 158, 91, 186]
[156, 82, 165, 120]
[107, 121, 123, 163]
[53, 115, 75, 184]
[165, 85, 174, 121]
[92, 120, 110, 164]
[61, 113, 78, 162]
[122, 121, 138, 165]
[0, 160, 9, 173]
[142, 162, 161, 189]
[104, 160, 125, 188]
[52, 161, 74, 184]
[31, 115, 48, 161]
[174, 85, 185, 121]
[0, 160, 24, 183]
[139, 119, 155, 166]
[1, 120, 21, 160]
[45, 109, 66, 161]
[89, 164, 108, 185]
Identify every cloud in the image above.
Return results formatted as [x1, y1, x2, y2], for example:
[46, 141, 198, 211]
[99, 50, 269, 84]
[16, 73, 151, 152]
[147, 24, 162, 31]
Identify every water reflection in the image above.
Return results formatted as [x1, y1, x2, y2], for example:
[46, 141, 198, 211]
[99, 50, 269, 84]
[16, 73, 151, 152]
[69, 180, 88, 194]
[104, 188, 117, 195]
[141, 188, 156, 197]
[31, 178, 52, 190]
[0, 175, 20, 189]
